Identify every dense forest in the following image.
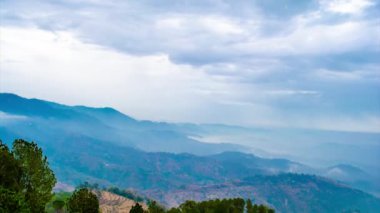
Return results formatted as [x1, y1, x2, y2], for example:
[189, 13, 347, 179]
[1, 138, 274, 213]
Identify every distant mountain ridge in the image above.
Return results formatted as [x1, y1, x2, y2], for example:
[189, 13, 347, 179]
[1, 93, 379, 212]
[0, 93, 244, 155]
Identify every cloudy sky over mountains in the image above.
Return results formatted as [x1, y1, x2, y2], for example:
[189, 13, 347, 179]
[0, 0, 379, 132]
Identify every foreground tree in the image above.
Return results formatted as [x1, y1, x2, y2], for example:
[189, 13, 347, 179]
[0, 140, 27, 212]
[0, 141, 23, 191]
[13, 139, 57, 213]
[1, 139, 56, 212]
[67, 188, 99, 213]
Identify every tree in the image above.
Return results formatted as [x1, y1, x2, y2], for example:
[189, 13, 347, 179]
[179, 200, 200, 213]
[130, 202, 144, 213]
[13, 139, 57, 213]
[247, 199, 254, 213]
[0, 186, 28, 212]
[52, 200, 66, 213]
[167, 208, 181, 213]
[0, 141, 23, 191]
[67, 188, 99, 213]
[1, 139, 57, 212]
[168, 198, 274, 213]
[248, 204, 275, 213]
[148, 200, 166, 213]
[0, 140, 27, 212]
[231, 198, 245, 213]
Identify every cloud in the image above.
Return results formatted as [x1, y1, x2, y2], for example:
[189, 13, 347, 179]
[266, 90, 321, 96]
[1, 1, 378, 71]
[0, 27, 229, 123]
[315, 68, 380, 81]
[295, 115, 380, 133]
[0, 111, 28, 123]
[319, 0, 375, 15]
[0, 1, 379, 133]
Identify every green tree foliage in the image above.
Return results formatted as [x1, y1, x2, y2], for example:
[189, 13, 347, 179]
[1, 139, 56, 212]
[130, 202, 145, 213]
[52, 200, 66, 212]
[185, 198, 245, 213]
[0, 141, 23, 191]
[67, 188, 99, 213]
[166, 208, 181, 213]
[168, 198, 274, 213]
[148, 201, 166, 213]
[179, 200, 200, 213]
[246, 199, 274, 213]
[12, 139, 57, 213]
[247, 199, 253, 211]
[0, 186, 28, 212]
[45, 191, 72, 213]
[0, 140, 27, 212]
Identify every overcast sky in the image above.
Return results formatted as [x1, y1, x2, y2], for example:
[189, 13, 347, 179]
[0, 0, 379, 132]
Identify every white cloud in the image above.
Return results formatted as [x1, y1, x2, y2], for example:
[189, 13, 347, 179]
[315, 68, 380, 81]
[155, 17, 183, 30]
[266, 90, 321, 96]
[156, 15, 244, 35]
[320, 0, 375, 15]
[0, 111, 28, 123]
[0, 27, 232, 122]
[199, 16, 244, 35]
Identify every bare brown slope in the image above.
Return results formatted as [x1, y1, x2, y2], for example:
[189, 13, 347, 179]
[95, 191, 147, 213]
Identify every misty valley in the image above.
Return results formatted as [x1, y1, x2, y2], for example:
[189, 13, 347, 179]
[1, 93, 379, 212]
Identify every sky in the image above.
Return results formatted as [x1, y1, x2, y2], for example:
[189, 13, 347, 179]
[0, 0, 379, 133]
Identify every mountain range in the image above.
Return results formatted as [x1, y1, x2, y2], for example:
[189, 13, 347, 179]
[1, 93, 379, 212]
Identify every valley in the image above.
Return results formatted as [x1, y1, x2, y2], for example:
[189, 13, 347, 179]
[1, 93, 380, 212]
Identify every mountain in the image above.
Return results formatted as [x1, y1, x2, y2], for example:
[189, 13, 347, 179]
[324, 164, 367, 181]
[0, 93, 313, 188]
[46, 190, 147, 213]
[1, 93, 379, 212]
[146, 174, 380, 213]
[0, 93, 244, 155]
[322, 164, 380, 197]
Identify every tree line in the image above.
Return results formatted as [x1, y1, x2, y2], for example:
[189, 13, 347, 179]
[1, 138, 274, 213]
[138, 198, 275, 213]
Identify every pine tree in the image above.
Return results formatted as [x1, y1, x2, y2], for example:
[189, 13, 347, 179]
[130, 202, 144, 213]
[13, 139, 57, 213]
[67, 188, 99, 213]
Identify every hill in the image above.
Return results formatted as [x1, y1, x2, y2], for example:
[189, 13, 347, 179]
[1, 93, 380, 212]
[0, 93, 244, 155]
[96, 191, 147, 213]
[45, 190, 147, 213]
[145, 174, 380, 213]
